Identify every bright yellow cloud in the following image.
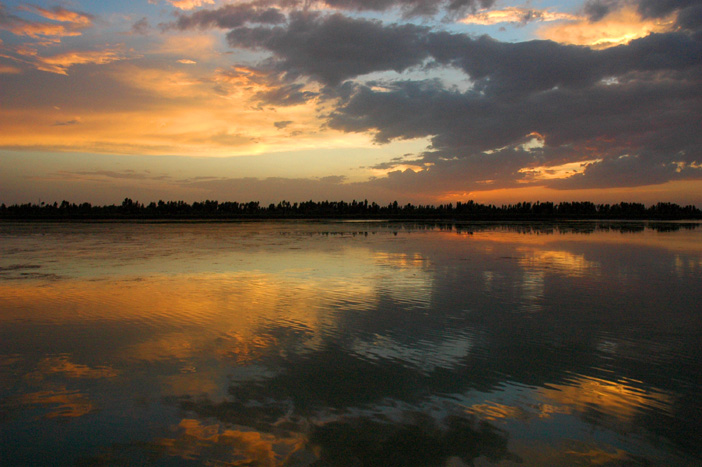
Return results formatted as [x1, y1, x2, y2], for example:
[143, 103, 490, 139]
[538, 6, 676, 48]
[460, 7, 578, 25]
[167, 0, 215, 11]
[2, 5, 92, 41]
[35, 48, 129, 75]
[3, 21, 83, 40]
[155, 418, 307, 464]
[518, 159, 602, 182]
[23, 5, 92, 27]
[2, 44, 130, 75]
[538, 375, 672, 423]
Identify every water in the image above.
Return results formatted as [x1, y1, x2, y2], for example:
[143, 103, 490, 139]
[1, 221, 700, 465]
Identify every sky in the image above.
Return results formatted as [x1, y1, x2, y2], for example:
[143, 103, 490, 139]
[1, 0, 701, 205]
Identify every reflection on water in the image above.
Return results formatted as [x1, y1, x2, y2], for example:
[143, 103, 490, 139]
[1, 221, 701, 465]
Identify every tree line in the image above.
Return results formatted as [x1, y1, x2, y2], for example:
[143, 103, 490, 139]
[1, 198, 700, 220]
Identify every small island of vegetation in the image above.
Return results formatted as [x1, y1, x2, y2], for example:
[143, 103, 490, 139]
[1, 199, 701, 221]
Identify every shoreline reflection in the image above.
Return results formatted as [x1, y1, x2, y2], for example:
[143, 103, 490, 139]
[1, 221, 700, 465]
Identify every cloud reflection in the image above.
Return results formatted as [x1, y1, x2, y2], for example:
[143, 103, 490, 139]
[9, 388, 96, 419]
[152, 418, 307, 465]
[1, 222, 700, 464]
[538, 375, 673, 424]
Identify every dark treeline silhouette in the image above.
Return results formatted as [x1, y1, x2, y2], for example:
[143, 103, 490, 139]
[1, 198, 701, 220]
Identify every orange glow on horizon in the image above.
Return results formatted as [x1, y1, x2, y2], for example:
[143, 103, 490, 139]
[434, 180, 702, 208]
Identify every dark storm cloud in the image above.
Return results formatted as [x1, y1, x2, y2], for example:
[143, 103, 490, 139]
[168, 2, 286, 30]
[227, 12, 431, 86]
[636, 0, 701, 18]
[226, 12, 701, 95]
[583, 0, 620, 21]
[426, 31, 702, 99]
[548, 154, 684, 190]
[194, 1, 702, 191]
[675, 3, 702, 30]
[322, 0, 495, 17]
[584, 0, 702, 31]
[365, 146, 538, 194]
[255, 82, 318, 106]
[169, 0, 495, 21]
[327, 65, 701, 191]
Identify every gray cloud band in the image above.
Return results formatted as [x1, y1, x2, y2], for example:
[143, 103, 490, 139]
[178, 0, 702, 192]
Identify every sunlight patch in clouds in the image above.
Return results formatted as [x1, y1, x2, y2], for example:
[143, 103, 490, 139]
[1, 45, 131, 75]
[460, 7, 578, 25]
[35, 48, 129, 75]
[21, 5, 92, 27]
[538, 6, 676, 48]
[518, 159, 603, 182]
[167, 0, 216, 11]
[1, 4, 92, 41]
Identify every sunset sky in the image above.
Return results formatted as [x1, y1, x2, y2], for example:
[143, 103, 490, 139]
[1, 0, 701, 205]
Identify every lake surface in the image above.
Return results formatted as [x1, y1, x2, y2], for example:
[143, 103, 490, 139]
[1, 221, 700, 466]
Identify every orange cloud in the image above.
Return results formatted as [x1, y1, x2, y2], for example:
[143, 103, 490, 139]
[0, 64, 21, 73]
[0, 52, 370, 157]
[518, 159, 602, 182]
[537, 375, 672, 424]
[154, 418, 307, 464]
[35, 48, 129, 75]
[538, 6, 676, 48]
[34, 356, 119, 380]
[2, 5, 92, 41]
[3, 21, 83, 40]
[12, 388, 96, 418]
[460, 7, 578, 25]
[167, 0, 215, 10]
[22, 5, 93, 27]
[2, 44, 130, 75]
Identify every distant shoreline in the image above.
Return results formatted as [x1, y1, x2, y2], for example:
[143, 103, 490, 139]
[2, 199, 701, 221]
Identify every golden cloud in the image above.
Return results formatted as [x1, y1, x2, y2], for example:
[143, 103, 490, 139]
[0, 54, 363, 157]
[35, 356, 119, 379]
[538, 6, 676, 48]
[23, 5, 92, 27]
[35, 48, 129, 75]
[517, 248, 600, 277]
[537, 375, 672, 424]
[3, 22, 83, 40]
[13, 388, 96, 418]
[518, 159, 602, 183]
[167, 0, 215, 11]
[154, 418, 308, 464]
[2, 5, 92, 41]
[460, 7, 578, 25]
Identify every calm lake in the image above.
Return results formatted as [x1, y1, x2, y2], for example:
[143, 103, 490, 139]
[1, 221, 700, 466]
